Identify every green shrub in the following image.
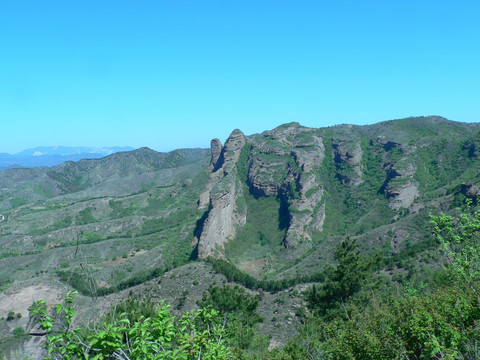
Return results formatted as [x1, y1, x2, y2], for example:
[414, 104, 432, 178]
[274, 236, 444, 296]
[12, 327, 26, 338]
[6, 311, 15, 321]
[28, 291, 233, 359]
[76, 207, 96, 225]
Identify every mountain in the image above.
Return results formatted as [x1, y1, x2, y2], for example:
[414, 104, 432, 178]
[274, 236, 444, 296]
[1, 116, 480, 357]
[0, 146, 135, 169]
[194, 116, 480, 278]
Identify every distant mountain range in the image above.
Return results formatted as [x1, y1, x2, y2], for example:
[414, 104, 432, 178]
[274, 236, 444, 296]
[0, 146, 135, 170]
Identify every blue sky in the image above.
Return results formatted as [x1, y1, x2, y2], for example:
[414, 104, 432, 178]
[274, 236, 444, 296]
[1, 1, 479, 154]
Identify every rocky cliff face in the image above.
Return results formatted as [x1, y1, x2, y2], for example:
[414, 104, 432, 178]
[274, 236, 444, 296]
[332, 137, 363, 186]
[380, 160, 419, 209]
[373, 137, 419, 209]
[210, 138, 223, 168]
[462, 182, 480, 204]
[253, 124, 326, 247]
[195, 124, 327, 257]
[195, 130, 247, 258]
[248, 124, 326, 248]
[194, 117, 480, 260]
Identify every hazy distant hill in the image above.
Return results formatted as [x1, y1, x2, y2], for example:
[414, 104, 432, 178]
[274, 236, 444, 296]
[0, 146, 135, 169]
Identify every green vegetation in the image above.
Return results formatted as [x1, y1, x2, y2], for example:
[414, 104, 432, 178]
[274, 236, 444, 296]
[254, 206, 480, 359]
[206, 257, 325, 292]
[30, 216, 73, 236]
[140, 209, 197, 236]
[225, 192, 287, 262]
[9, 197, 27, 208]
[29, 290, 232, 359]
[109, 200, 138, 218]
[3, 118, 480, 358]
[76, 207, 96, 225]
[78, 232, 102, 245]
[12, 326, 26, 338]
[58, 265, 169, 297]
[0, 278, 12, 292]
[25, 206, 480, 359]
[430, 202, 480, 294]
[304, 237, 373, 319]
[198, 285, 265, 351]
[236, 143, 252, 181]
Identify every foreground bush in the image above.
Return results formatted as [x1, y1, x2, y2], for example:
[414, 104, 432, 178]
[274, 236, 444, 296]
[29, 291, 232, 360]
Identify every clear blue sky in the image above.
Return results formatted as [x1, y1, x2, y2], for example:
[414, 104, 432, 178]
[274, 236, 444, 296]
[1, 1, 479, 154]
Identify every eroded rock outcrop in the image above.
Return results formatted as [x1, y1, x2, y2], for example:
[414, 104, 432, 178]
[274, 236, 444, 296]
[373, 136, 404, 153]
[379, 152, 419, 210]
[197, 123, 328, 253]
[195, 130, 246, 258]
[332, 137, 363, 186]
[210, 138, 223, 168]
[385, 181, 419, 209]
[196, 119, 480, 256]
[247, 123, 326, 248]
[285, 187, 325, 247]
[461, 182, 480, 204]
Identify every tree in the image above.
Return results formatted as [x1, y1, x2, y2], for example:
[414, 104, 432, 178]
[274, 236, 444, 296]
[197, 285, 263, 350]
[430, 203, 480, 296]
[305, 237, 371, 318]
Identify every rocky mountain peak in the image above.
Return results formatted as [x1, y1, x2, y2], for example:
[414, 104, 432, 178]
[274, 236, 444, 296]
[195, 130, 247, 258]
[210, 139, 222, 168]
[224, 130, 245, 153]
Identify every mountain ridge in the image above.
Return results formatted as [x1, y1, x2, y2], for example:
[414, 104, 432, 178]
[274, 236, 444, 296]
[1, 116, 480, 357]
[194, 116, 480, 263]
